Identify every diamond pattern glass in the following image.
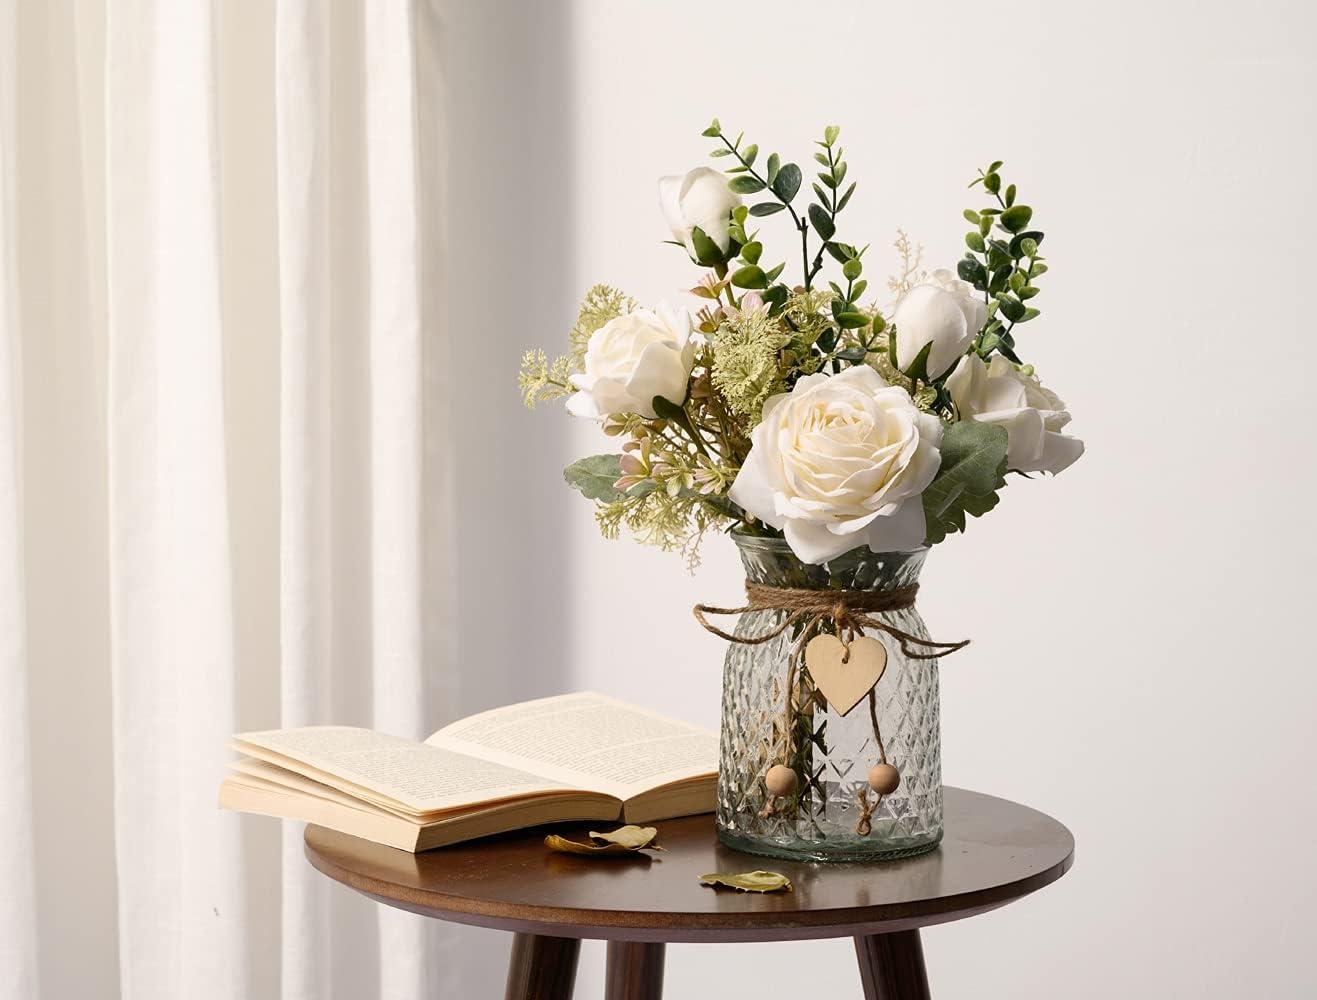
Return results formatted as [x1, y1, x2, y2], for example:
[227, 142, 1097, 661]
[716, 534, 942, 862]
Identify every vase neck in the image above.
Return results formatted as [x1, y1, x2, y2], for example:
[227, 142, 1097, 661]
[732, 533, 927, 592]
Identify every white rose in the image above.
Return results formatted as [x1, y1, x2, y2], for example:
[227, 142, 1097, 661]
[946, 354, 1084, 475]
[892, 268, 986, 379]
[658, 167, 742, 260]
[728, 366, 944, 564]
[566, 303, 696, 420]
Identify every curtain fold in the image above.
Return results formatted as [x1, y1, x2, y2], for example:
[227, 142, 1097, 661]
[1, 1, 459, 996]
[0, 1, 40, 996]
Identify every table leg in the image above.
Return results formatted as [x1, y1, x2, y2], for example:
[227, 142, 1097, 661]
[504, 933, 580, 1000]
[854, 930, 931, 1000]
[605, 941, 666, 1000]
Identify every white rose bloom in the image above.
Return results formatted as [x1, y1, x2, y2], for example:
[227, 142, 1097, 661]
[566, 303, 696, 420]
[892, 268, 986, 379]
[728, 366, 944, 564]
[946, 354, 1084, 475]
[658, 167, 742, 259]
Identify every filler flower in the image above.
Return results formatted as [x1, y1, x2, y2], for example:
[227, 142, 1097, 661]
[946, 355, 1084, 475]
[728, 366, 943, 563]
[567, 303, 696, 420]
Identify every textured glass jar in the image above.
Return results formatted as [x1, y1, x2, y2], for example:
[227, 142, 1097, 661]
[716, 533, 942, 862]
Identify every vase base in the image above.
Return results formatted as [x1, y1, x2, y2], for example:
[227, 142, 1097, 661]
[715, 826, 942, 864]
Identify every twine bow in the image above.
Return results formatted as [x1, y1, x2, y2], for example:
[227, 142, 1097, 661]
[693, 581, 970, 660]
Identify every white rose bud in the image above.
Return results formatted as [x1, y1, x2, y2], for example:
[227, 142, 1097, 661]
[892, 268, 986, 379]
[658, 167, 742, 260]
[729, 367, 943, 564]
[566, 303, 696, 420]
[946, 354, 1084, 475]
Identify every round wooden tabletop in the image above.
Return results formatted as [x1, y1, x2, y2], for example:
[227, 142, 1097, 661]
[304, 786, 1073, 944]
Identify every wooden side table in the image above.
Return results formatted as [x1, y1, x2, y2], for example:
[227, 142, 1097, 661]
[304, 786, 1073, 999]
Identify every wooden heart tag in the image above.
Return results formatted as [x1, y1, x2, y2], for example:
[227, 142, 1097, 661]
[803, 634, 887, 717]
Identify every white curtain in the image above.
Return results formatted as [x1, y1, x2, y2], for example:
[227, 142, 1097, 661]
[0, 1, 460, 997]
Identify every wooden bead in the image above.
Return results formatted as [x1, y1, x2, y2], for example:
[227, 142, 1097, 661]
[764, 764, 798, 797]
[868, 763, 900, 795]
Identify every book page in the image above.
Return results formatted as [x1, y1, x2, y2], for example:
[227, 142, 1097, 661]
[427, 692, 717, 800]
[234, 726, 566, 814]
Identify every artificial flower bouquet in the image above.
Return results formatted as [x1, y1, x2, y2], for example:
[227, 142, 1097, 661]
[519, 119, 1084, 861]
[520, 119, 1083, 568]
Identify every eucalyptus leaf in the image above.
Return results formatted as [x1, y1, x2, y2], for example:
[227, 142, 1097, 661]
[699, 871, 793, 893]
[766, 152, 780, 184]
[741, 143, 758, 166]
[740, 241, 763, 265]
[836, 182, 857, 212]
[823, 124, 840, 146]
[651, 395, 686, 422]
[999, 205, 1033, 233]
[808, 203, 835, 239]
[731, 264, 769, 290]
[728, 175, 766, 195]
[770, 163, 801, 202]
[749, 202, 786, 217]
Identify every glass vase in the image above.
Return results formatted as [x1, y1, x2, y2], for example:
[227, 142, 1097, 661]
[715, 532, 942, 862]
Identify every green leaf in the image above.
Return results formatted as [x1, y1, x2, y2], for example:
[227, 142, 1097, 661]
[835, 347, 868, 362]
[651, 395, 686, 422]
[988, 160, 1003, 172]
[833, 161, 848, 186]
[749, 202, 786, 217]
[963, 209, 981, 224]
[812, 182, 829, 204]
[813, 152, 830, 166]
[740, 241, 763, 265]
[763, 284, 789, 309]
[966, 232, 986, 253]
[741, 143, 758, 166]
[731, 264, 769, 290]
[818, 171, 838, 190]
[984, 172, 1001, 194]
[903, 340, 934, 382]
[764, 262, 785, 283]
[701, 118, 721, 137]
[1020, 307, 1041, 322]
[835, 311, 869, 329]
[766, 153, 780, 184]
[999, 205, 1033, 233]
[563, 455, 626, 501]
[850, 278, 867, 299]
[1019, 237, 1039, 258]
[823, 125, 840, 146]
[1004, 183, 1017, 207]
[808, 203, 836, 239]
[770, 163, 801, 202]
[709, 147, 731, 157]
[922, 421, 1009, 545]
[957, 258, 988, 289]
[826, 241, 854, 264]
[689, 226, 724, 266]
[836, 182, 857, 212]
[842, 258, 862, 280]
[728, 175, 766, 195]
[999, 297, 1026, 322]
[700, 870, 792, 893]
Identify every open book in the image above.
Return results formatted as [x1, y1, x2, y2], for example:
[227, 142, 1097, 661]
[219, 692, 718, 852]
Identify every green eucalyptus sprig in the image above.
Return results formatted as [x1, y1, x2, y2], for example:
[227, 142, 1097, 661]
[958, 161, 1047, 364]
[699, 119, 862, 311]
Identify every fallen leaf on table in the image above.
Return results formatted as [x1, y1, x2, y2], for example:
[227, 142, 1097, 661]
[698, 871, 793, 893]
[587, 825, 663, 850]
[544, 825, 662, 857]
